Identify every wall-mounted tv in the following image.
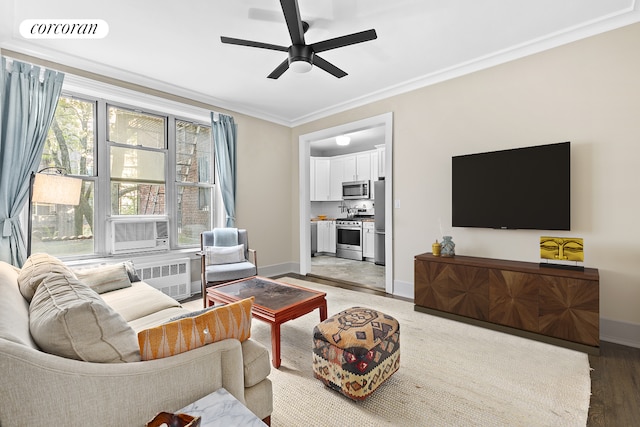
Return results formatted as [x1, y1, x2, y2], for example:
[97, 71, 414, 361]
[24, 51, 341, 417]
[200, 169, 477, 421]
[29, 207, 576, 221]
[452, 141, 570, 230]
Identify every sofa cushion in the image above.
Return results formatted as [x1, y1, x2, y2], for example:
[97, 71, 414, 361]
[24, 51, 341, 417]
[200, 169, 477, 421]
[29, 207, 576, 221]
[0, 261, 37, 348]
[127, 307, 191, 333]
[241, 339, 272, 388]
[100, 281, 182, 322]
[73, 263, 132, 294]
[138, 297, 254, 360]
[29, 273, 141, 363]
[205, 244, 245, 265]
[17, 253, 74, 302]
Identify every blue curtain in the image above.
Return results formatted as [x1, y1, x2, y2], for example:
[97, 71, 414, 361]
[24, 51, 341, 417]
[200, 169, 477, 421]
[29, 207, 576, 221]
[0, 58, 64, 266]
[211, 113, 237, 227]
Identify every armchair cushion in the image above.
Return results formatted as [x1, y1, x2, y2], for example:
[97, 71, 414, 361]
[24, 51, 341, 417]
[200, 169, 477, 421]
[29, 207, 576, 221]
[213, 227, 238, 246]
[204, 261, 257, 283]
[137, 297, 254, 360]
[205, 244, 245, 265]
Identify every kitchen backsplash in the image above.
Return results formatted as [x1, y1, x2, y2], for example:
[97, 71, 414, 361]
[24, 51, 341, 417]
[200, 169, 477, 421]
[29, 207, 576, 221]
[311, 200, 374, 219]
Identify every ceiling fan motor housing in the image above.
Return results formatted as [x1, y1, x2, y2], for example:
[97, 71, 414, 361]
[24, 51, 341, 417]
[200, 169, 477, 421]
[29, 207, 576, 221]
[288, 44, 314, 70]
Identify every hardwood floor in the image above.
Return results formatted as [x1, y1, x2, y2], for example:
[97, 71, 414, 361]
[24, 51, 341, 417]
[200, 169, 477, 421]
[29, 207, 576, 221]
[284, 273, 640, 426]
[588, 341, 640, 426]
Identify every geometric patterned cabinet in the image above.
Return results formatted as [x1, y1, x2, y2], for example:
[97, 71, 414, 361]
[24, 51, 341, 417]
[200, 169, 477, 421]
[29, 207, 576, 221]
[415, 253, 599, 354]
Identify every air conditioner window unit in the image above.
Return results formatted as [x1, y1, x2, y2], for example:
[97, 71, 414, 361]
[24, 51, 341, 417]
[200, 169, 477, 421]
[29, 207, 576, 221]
[110, 218, 169, 254]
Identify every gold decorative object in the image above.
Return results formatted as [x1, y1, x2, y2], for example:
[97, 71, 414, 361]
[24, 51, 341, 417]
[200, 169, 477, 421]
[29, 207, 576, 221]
[432, 240, 441, 256]
[540, 237, 584, 262]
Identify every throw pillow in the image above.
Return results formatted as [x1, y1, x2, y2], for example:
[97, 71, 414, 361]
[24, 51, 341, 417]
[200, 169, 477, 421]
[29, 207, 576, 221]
[138, 297, 254, 361]
[73, 263, 132, 294]
[123, 260, 141, 282]
[168, 303, 225, 321]
[29, 273, 140, 363]
[17, 253, 75, 302]
[205, 244, 245, 265]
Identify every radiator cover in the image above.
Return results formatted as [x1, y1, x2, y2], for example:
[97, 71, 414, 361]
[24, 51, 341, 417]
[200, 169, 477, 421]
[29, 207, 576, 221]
[134, 257, 190, 301]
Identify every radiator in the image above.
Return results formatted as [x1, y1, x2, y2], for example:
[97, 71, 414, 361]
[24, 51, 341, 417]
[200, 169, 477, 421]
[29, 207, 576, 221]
[134, 257, 190, 301]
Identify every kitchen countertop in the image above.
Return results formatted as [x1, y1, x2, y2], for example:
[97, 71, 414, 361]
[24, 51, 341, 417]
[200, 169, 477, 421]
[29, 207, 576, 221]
[310, 217, 374, 222]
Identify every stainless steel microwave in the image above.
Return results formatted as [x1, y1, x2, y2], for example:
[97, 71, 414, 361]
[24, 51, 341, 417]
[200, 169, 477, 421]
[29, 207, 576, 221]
[342, 180, 370, 200]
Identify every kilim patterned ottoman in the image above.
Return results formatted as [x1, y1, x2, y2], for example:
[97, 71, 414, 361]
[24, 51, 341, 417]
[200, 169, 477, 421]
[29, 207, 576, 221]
[312, 306, 400, 400]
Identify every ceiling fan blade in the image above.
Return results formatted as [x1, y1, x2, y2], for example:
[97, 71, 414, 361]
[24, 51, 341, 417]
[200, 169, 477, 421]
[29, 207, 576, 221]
[220, 36, 288, 52]
[313, 55, 347, 78]
[267, 59, 290, 79]
[311, 29, 377, 53]
[280, 0, 306, 45]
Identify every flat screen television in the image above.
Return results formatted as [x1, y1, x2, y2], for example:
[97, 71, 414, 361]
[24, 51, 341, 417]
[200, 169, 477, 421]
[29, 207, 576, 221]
[452, 141, 570, 230]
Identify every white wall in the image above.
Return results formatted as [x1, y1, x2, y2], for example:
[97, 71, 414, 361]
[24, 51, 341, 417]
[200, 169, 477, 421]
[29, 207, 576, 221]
[291, 23, 640, 345]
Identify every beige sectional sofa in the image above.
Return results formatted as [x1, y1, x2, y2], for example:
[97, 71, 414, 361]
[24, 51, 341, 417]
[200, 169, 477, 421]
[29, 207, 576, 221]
[0, 257, 273, 426]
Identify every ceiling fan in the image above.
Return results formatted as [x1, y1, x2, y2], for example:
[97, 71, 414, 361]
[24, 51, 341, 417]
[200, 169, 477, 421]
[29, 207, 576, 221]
[220, 0, 377, 79]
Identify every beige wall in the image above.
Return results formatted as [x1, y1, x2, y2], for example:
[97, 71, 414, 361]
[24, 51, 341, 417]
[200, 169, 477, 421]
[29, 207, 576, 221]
[233, 114, 293, 268]
[290, 23, 640, 328]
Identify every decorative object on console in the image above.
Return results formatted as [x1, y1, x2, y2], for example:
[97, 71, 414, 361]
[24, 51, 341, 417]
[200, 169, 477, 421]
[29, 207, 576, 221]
[432, 239, 441, 256]
[441, 236, 455, 257]
[540, 236, 584, 271]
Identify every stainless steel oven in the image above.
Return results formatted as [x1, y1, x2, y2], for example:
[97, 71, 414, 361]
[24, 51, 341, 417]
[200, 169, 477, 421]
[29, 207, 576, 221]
[336, 219, 363, 261]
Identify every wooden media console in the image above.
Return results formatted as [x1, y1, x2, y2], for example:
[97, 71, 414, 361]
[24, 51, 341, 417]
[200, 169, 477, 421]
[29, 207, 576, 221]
[414, 253, 599, 354]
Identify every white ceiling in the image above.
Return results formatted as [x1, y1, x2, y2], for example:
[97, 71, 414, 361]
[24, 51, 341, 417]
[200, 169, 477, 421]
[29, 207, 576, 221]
[1, 1, 639, 127]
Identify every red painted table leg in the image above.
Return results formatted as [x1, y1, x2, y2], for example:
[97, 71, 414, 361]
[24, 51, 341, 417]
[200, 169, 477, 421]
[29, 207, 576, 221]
[271, 322, 281, 368]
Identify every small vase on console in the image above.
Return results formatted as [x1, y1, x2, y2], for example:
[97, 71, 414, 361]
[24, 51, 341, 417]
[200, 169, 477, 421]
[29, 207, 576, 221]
[441, 236, 455, 257]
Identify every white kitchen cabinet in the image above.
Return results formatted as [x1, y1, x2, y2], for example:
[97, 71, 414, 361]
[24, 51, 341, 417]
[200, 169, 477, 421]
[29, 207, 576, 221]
[371, 151, 379, 184]
[356, 152, 371, 182]
[329, 157, 345, 201]
[317, 220, 336, 253]
[375, 145, 386, 179]
[310, 157, 316, 200]
[363, 221, 375, 260]
[313, 157, 331, 201]
[343, 152, 371, 182]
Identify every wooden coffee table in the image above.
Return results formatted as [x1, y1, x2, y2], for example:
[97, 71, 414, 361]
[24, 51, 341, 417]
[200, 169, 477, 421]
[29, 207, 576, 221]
[206, 276, 327, 368]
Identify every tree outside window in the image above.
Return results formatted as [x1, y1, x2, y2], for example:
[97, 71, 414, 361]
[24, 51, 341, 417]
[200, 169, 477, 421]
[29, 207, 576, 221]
[32, 96, 95, 256]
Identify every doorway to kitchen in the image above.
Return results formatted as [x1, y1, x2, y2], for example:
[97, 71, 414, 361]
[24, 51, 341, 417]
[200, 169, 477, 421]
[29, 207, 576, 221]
[298, 113, 393, 294]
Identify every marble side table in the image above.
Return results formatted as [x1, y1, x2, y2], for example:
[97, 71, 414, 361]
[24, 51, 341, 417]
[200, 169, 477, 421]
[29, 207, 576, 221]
[179, 388, 266, 427]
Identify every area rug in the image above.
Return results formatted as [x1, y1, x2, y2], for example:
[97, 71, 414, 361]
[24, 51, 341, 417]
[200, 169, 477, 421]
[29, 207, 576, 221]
[191, 277, 591, 426]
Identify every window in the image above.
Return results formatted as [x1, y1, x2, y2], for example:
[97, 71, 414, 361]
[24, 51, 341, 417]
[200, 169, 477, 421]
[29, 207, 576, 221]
[32, 96, 96, 256]
[175, 120, 213, 245]
[30, 93, 217, 259]
[108, 106, 167, 215]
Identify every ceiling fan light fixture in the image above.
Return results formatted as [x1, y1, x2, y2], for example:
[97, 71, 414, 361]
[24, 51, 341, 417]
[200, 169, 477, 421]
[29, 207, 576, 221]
[289, 59, 313, 73]
[336, 135, 351, 146]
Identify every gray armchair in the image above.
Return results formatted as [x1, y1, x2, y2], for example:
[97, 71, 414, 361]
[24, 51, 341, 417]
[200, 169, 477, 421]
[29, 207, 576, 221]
[200, 229, 257, 307]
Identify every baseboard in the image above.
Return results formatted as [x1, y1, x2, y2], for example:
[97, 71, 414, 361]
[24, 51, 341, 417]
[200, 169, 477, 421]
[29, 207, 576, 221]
[600, 317, 640, 348]
[259, 262, 299, 278]
[392, 279, 414, 300]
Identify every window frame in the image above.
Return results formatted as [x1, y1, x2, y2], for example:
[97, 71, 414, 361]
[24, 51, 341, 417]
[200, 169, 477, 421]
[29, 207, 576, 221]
[32, 90, 217, 260]
[173, 118, 215, 247]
